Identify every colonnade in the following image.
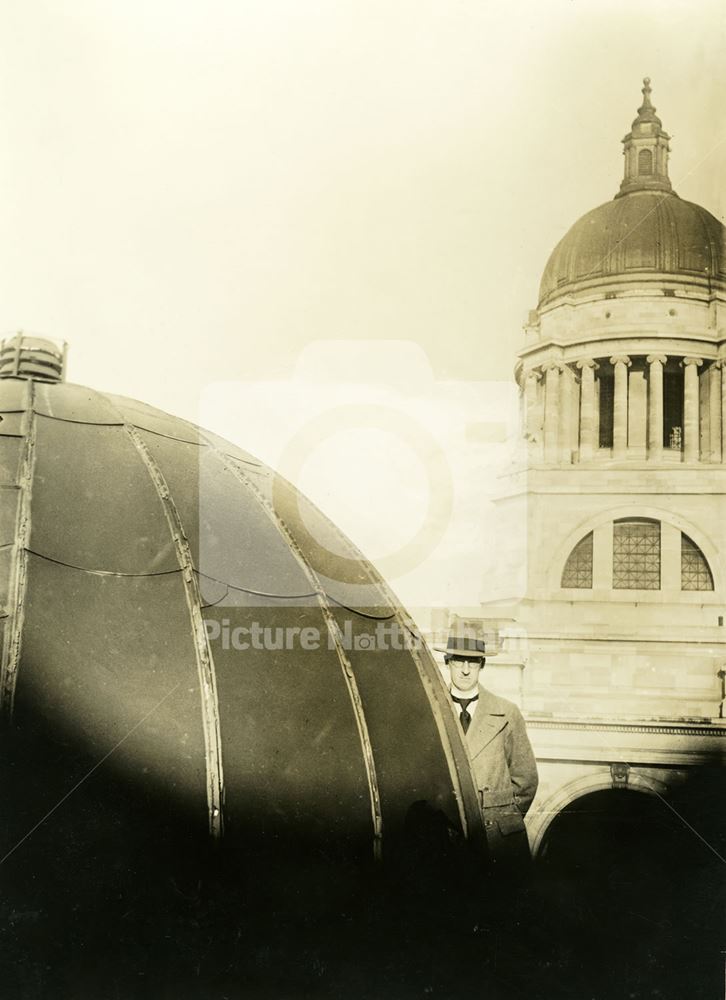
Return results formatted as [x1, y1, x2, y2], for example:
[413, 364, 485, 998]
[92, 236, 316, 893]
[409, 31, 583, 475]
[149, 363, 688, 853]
[523, 354, 723, 464]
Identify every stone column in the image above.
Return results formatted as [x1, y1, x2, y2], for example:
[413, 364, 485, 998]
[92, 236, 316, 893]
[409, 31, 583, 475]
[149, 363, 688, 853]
[577, 359, 598, 461]
[523, 369, 543, 460]
[682, 357, 703, 463]
[542, 363, 560, 463]
[721, 360, 726, 465]
[646, 354, 667, 460]
[610, 355, 631, 459]
[709, 362, 722, 463]
[628, 367, 647, 452]
[661, 521, 681, 591]
[558, 364, 573, 464]
[592, 523, 612, 590]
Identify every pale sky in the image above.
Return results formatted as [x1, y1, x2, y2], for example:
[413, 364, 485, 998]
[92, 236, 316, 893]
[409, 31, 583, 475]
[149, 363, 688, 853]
[2, 1, 724, 616]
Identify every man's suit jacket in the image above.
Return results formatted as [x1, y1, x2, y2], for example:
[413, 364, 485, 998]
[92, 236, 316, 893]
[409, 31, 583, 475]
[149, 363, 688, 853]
[461, 686, 539, 863]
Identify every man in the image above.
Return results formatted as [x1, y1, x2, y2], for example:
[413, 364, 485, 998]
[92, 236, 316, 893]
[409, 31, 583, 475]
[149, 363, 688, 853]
[436, 628, 538, 871]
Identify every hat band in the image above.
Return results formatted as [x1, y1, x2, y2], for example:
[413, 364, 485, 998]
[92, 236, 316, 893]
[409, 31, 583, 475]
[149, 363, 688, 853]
[446, 636, 486, 655]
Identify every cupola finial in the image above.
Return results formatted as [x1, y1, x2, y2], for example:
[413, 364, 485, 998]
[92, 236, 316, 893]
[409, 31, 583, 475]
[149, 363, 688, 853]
[640, 77, 652, 108]
[0, 333, 67, 382]
[617, 78, 673, 198]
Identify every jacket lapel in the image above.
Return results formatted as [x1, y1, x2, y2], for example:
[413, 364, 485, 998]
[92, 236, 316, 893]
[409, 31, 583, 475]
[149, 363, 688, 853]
[466, 689, 507, 759]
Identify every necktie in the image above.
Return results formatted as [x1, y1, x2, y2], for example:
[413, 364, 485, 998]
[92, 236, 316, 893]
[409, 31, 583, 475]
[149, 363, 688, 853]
[451, 694, 478, 733]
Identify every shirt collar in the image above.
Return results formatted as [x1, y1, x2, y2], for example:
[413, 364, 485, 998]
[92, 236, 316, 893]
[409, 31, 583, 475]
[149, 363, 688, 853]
[450, 685, 480, 700]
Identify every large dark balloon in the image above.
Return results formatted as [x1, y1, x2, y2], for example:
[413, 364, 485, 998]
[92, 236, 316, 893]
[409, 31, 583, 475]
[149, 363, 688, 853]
[0, 367, 482, 855]
[0, 339, 499, 1000]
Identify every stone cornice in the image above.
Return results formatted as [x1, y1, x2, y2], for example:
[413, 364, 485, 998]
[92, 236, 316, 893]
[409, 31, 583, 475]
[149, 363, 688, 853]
[517, 336, 722, 364]
[493, 464, 726, 488]
[521, 630, 724, 642]
[537, 273, 726, 314]
[505, 465, 726, 485]
[525, 717, 726, 737]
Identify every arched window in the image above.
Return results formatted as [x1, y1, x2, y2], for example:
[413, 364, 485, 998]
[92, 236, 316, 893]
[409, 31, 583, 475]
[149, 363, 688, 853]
[613, 518, 660, 590]
[638, 148, 653, 175]
[681, 534, 714, 591]
[560, 520, 715, 594]
[561, 531, 593, 588]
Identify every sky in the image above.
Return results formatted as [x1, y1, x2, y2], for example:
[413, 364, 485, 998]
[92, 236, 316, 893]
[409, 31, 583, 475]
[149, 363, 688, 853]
[2, 0, 725, 617]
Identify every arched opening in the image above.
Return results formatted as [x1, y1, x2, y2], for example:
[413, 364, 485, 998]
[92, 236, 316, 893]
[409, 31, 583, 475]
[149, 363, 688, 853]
[534, 786, 725, 999]
[539, 787, 672, 872]
[612, 516, 660, 589]
[561, 530, 593, 588]
[681, 532, 714, 590]
[638, 148, 653, 175]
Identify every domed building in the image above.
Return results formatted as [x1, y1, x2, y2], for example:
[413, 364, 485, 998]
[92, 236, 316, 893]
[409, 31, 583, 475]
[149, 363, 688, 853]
[496, 81, 726, 860]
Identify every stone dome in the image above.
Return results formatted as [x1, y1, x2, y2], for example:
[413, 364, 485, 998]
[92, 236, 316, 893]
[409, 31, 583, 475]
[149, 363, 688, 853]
[539, 190, 726, 307]
[538, 80, 726, 309]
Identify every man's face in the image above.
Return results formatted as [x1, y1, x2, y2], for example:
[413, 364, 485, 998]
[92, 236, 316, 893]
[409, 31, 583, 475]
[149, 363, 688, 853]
[449, 656, 483, 693]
